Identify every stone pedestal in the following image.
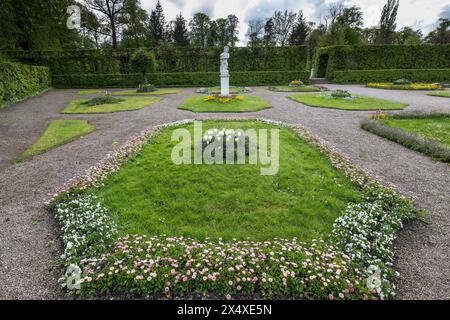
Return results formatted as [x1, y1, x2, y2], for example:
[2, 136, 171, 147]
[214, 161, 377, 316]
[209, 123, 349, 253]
[220, 74, 230, 97]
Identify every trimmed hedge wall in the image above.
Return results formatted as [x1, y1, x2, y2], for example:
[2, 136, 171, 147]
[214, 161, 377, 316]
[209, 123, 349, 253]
[4, 46, 309, 75]
[334, 69, 450, 84]
[52, 71, 310, 88]
[0, 62, 51, 107]
[315, 45, 450, 79]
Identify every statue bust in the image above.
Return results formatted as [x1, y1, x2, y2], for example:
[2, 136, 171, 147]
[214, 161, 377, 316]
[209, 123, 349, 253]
[220, 46, 230, 76]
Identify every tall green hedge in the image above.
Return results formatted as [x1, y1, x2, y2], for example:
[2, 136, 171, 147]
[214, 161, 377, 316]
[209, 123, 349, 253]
[333, 69, 450, 84]
[3, 46, 309, 75]
[52, 71, 310, 88]
[0, 62, 51, 107]
[315, 45, 450, 79]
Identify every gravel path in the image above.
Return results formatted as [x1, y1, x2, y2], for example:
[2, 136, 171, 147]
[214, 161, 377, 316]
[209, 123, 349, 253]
[0, 86, 449, 299]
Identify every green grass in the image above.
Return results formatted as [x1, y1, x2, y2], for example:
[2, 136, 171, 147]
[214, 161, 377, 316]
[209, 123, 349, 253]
[177, 95, 271, 113]
[112, 88, 180, 96]
[427, 91, 450, 98]
[93, 121, 362, 242]
[77, 89, 105, 95]
[268, 85, 323, 92]
[62, 96, 161, 114]
[383, 117, 450, 147]
[17, 120, 94, 161]
[288, 93, 408, 111]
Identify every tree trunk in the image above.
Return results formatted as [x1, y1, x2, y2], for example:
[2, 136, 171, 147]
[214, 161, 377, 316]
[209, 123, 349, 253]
[111, 19, 117, 48]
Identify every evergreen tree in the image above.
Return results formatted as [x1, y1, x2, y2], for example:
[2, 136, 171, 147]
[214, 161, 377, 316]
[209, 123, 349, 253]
[171, 13, 189, 47]
[148, 0, 166, 45]
[376, 0, 399, 44]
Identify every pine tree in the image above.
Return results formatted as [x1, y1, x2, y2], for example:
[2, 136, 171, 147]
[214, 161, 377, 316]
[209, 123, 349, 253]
[148, 0, 166, 45]
[171, 13, 189, 47]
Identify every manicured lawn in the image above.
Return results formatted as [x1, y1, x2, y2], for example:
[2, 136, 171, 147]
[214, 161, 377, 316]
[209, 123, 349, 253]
[288, 93, 407, 110]
[178, 95, 271, 113]
[77, 89, 105, 95]
[17, 120, 94, 161]
[93, 121, 362, 242]
[268, 85, 323, 92]
[112, 88, 180, 96]
[62, 96, 161, 114]
[383, 117, 450, 147]
[427, 91, 450, 98]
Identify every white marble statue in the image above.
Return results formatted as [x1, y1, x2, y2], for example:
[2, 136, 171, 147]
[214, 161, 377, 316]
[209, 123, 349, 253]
[220, 46, 230, 97]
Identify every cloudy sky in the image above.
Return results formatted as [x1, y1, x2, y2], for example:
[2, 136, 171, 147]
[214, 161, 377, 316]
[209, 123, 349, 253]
[141, 0, 450, 44]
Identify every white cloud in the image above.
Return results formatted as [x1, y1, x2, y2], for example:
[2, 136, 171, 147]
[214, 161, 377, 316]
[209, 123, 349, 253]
[140, 0, 448, 44]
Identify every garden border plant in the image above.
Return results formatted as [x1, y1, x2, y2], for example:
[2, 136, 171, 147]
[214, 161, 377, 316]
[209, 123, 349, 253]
[362, 112, 450, 162]
[48, 119, 418, 300]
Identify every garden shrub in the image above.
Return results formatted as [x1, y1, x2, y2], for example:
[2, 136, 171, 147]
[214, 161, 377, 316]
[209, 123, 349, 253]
[315, 45, 450, 79]
[136, 83, 156, 92]
[333, 69, 450, 84]
[331, 89, 352, 98]
[82, 95, 124, 107]
[0, 61, 51, 107]
[130, 49, 156, 84]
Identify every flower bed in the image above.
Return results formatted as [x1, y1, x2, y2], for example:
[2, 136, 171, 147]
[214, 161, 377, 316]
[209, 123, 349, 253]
[49, 119, 418, 300]
[367, 82, 442, 90]
[362, 112, 450, 162]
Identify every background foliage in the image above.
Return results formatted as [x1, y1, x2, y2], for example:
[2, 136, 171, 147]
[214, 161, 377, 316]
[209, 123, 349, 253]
[0, 62, 51, 107]
[315, 44, 450, 79]
[3, 46, 308, 74]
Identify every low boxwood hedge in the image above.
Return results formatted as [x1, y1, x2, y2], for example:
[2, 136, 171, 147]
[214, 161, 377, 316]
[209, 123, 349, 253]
[52, 71, 310, 88]
[333, 69, 450, 84]
[0, 61, 51, 107]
